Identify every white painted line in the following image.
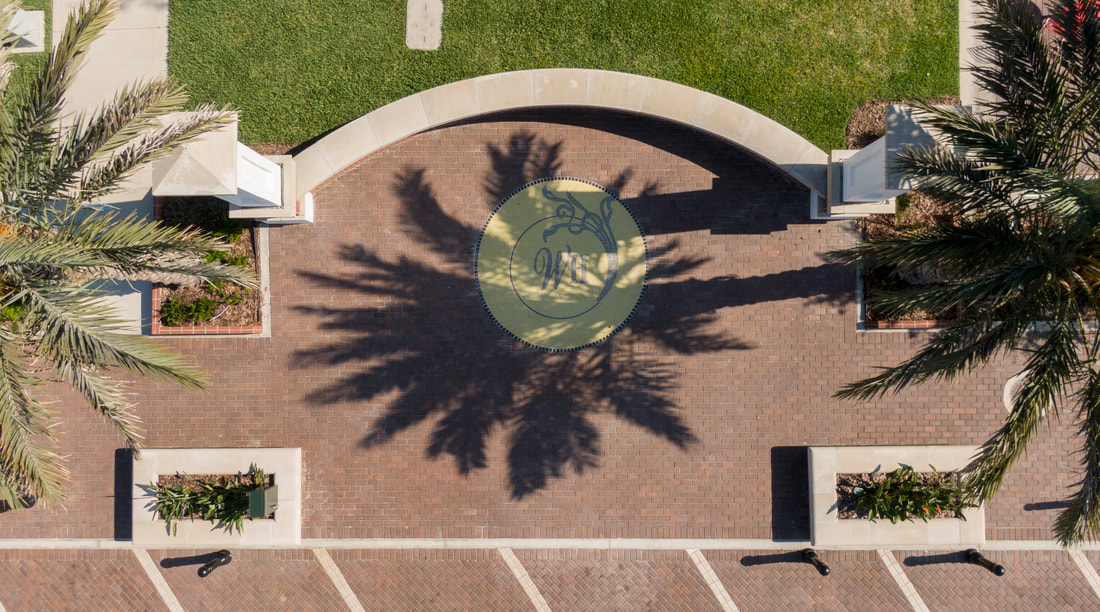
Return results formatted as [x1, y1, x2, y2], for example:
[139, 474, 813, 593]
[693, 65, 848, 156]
[132, 549, 184, 612]
[1069, 549, 1100, 602]
[877, 549, 929, 612]
[313, 549, 366, 612]
[687, 549, 738, 612]
[0, 594, 6, 612]
[499, 548, 551, 612]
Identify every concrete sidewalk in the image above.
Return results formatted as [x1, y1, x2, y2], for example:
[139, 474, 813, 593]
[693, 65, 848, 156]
[52, 0, 169, 332]
[54, 0, 167, 119]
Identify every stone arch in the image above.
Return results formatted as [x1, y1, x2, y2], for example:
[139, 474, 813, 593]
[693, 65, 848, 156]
[292, 69, 828, 200]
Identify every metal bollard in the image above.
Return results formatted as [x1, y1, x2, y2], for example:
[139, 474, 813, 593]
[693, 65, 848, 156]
[198, 550, 233, 578]
[966, 549, 1005, 576]
[802, 548, 831, 576]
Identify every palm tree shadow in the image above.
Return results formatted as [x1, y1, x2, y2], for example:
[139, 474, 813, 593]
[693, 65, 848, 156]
[293, 129, 843, 498]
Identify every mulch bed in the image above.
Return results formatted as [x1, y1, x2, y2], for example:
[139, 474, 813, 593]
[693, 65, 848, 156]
[847, 97, 962, 323]
[156, 197, 261, 328]
[845, 95, 961, 149]
[836, 471, 961, 520]
[247, 143, 297, 156]
[158, 473, 274, 493]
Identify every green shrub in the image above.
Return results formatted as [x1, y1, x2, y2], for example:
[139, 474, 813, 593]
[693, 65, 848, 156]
[159, 296, 220, 326]
[209, 281, 243, 306]
[150, 468, 267, 534]
[204, 250, 250, 268]
[854, 464, 976, 524]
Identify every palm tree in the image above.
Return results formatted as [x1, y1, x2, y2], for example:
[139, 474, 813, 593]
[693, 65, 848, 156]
[0, 0, 253, 508]
[829, 0, 1100, 544]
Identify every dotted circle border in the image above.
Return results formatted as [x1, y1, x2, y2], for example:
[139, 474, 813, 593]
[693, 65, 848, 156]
[473, 176, 649, 352]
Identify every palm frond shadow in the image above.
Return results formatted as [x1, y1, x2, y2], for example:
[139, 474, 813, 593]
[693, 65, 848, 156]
[293, 130, 842, 498]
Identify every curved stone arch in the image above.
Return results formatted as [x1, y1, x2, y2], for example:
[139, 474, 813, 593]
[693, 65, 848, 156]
[292, 69, 828, 200]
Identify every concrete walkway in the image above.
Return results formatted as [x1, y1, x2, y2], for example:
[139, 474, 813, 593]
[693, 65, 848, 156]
[52, 0, 169, 332]
[54, 0, 167, 118]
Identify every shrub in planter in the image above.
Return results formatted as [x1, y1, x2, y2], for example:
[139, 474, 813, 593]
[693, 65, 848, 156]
[151, 468, 269, 534]
[849, 464, 976, 524]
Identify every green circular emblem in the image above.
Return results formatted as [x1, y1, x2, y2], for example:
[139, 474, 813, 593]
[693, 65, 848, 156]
[475, 178, 647, 351]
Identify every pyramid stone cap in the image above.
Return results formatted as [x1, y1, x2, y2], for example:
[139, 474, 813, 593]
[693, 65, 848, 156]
[151, 112, 238, 197]
[885, 104, 971, 190]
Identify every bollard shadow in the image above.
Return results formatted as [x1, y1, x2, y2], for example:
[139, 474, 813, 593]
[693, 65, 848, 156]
[740, 551, 805, 566]
[770, 447, 811, 541]
[113, 448, 132, 540]
[903, 551, 969, 566]
[1023, 500, 1071, 511]
[160, 551, 222, 569]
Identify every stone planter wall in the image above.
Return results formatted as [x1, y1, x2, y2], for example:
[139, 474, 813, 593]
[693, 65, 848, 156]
[808, 445, 984, 547]
[132, 448, 301, 547]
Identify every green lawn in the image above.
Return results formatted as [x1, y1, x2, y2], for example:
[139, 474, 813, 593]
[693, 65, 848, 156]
[7, 0, 50, 99]
[169, 0, 957, 150]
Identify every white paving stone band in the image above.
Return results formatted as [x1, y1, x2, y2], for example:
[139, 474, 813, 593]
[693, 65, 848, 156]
[313, 548, 366, 612]
[878, 549, 929, 612]
[291, 69, 828, 201]
[3, 537, 1100, 550]
[132, 549, 184, 612]
[499, 548, 551, 612]
[688, 549, 739, 612]
[1070, 549, 1100, 602]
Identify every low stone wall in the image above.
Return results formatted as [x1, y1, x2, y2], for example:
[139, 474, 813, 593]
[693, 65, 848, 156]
[291, 69, 829, 202]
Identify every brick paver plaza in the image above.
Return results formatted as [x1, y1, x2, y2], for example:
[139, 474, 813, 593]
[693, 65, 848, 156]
[1, 109, 1097, 609]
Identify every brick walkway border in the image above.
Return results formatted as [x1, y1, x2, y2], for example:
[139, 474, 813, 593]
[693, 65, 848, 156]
[290, 69, 829, 201]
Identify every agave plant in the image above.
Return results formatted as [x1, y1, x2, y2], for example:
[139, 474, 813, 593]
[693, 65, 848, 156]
[829, 0, 1100, 544]
[0, 0, 253, 508]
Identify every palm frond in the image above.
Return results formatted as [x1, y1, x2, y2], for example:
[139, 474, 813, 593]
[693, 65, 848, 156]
[77, 105, 235, 203]
[55, 210, 257, 286]
[53, 360, 143, 451]
[962, 321, 1080, 500]
[0, 336, 68, 506]
[835, 313, 1030, 401]
[19, 281, 207, 390]
[1053, 367, 1100, 544]
[10, 0, 118, 192]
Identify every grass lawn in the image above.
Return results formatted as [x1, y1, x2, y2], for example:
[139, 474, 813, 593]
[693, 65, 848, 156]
[169, 0, 957, 150]
[7, 0, 50, 99]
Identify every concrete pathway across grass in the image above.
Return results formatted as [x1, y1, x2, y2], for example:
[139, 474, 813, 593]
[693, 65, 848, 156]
[406, 0, 443, 50]
[54, 0, 168, 119]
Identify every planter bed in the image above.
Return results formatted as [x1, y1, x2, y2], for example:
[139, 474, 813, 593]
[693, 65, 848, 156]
[808, 445, 984, 547]
[149, 197, 267, 336]
[132, 448, 300, 547]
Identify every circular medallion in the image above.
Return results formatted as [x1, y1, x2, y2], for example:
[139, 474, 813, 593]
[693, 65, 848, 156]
[475, 178, 647, 351]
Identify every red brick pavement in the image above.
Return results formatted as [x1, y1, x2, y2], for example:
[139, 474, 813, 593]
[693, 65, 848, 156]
[706, 549, 909, 611]
[896, 549, 1096, 611]
[330, 548, 531, 611]
[147, 548, 345, 611]
[0, 108, 1080, 543]
[0, 549, 163, 611]
[519, 549, 720, 611]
